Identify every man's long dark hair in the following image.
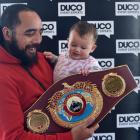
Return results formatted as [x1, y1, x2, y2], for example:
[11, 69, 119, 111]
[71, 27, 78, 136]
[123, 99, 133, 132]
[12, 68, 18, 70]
[0, 4, 34, 45]
[0, 4, 34, 30]
[0, 4, 38, 67]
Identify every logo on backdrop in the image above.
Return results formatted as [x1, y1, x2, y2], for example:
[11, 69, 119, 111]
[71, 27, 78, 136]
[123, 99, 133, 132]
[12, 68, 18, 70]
[0, 3, 27, 16]
[58, 2, 85, 19]
[97, 58, 115, 70]
[87, 133, 115, 140]
[117, 113, 140, 130]
[109, 106, 115, 113]
[116, 39, 140, 56]
[134, 76, 140, 94]
[88, 21, 114, 38]
[42, 22, 57, 39]
[115, 2, 140, 19]
[58, 40, 68, 54]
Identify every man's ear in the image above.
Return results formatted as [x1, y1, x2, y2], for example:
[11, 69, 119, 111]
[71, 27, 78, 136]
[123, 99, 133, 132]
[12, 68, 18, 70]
[2, 27, 12, 41]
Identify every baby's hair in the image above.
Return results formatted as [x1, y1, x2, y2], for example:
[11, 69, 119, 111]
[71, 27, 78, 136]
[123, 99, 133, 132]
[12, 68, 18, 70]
[69, 21, 98, 42]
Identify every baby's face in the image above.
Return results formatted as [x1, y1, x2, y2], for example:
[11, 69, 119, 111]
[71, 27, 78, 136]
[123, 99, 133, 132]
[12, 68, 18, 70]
[68, 31, 96, 60]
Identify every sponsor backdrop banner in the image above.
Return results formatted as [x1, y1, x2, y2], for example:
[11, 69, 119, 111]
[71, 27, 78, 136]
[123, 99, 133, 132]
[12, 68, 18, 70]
[0, 0, 140, 140]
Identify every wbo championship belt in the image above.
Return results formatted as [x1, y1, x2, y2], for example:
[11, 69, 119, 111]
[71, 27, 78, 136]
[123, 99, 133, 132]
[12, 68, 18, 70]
[24, 65, 137, 134]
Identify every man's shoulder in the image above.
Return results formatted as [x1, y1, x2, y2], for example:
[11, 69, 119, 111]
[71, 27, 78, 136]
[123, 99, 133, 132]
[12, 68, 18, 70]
[0, 64, 13, 81]
[37, 52, 44, 58]
[37, 52, 52, 68]
[37, 52, 49, 62]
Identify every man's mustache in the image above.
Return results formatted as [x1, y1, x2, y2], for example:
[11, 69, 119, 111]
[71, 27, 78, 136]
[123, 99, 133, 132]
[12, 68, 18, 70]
[26, 44, 40, 50]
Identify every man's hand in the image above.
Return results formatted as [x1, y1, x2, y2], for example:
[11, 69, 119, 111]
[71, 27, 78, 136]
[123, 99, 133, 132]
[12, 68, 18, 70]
[71, 120, 99, 140]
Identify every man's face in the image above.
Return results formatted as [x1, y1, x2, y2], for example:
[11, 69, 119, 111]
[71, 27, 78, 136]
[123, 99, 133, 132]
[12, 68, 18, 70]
[8, 11, 43, 66]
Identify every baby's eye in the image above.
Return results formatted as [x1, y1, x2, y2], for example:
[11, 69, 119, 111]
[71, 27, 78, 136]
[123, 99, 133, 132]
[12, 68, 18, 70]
[71, 44, 77, 47]
[81, 47, 86, 49]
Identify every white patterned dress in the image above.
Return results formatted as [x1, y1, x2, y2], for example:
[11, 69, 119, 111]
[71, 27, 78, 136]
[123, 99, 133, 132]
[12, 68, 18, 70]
[53, 53, 102, 82]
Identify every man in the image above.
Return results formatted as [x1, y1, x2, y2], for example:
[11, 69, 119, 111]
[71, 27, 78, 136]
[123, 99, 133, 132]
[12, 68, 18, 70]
[0, 4, 98, 140]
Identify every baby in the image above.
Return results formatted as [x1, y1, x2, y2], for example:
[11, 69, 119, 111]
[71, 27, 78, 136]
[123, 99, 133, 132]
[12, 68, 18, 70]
[44, 21, 102, 82]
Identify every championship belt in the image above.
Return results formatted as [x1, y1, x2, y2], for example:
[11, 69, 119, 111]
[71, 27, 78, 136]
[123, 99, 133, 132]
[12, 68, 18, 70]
[24, 65, 137, 134]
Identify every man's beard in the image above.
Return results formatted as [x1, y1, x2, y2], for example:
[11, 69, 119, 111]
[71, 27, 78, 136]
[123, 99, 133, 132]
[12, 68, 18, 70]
[6, 39, 39, 67]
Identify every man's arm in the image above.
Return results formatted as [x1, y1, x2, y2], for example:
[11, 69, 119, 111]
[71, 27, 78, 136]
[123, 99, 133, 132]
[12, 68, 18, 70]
[0, 72, 98, 140]
[0, 78, 72, 140]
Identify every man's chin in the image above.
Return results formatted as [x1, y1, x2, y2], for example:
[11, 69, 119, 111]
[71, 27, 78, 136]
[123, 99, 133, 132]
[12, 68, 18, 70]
[21, 53, 38, 67]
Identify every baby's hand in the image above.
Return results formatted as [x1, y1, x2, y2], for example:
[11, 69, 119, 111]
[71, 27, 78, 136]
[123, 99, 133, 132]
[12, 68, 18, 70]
[80, 68, 90, 76]
[43, 51, 58, 63]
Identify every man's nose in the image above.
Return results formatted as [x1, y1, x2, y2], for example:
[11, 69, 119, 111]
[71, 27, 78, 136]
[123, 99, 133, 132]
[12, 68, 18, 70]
[32, 33, 42, 44]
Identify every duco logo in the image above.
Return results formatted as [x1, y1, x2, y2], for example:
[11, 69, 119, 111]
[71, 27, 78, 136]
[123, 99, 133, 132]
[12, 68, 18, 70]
[119, 116, 140, 122]
[42, 24, 54, 30]
[42, 21, 57, 39]
[117, 113, 140, 130]
[99, 61, 112, 67]
[97, 59, 114, 69]
[1, 5, 8, 12]
[93, 135, 113, 140]
[59, 40, 68, 54]
[135, 78, 140, 85]
[117, 4, 139, 10]
[60, 42, 67, 49]
[118, 41, 139, 48]
[87, 133, 115, 140]
[0, 3, 27, 15]
[88, 21, 114, 38]
[58, 2, 85, 19]
[94, 23, 111, 30]
[60, 4, 83, 11]
[116, 39, 140, 56]
[134, 76, 140, 93]
[115, 2, 140, 19]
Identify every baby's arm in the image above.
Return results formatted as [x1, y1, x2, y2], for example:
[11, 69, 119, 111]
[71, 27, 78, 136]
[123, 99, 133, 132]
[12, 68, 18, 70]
[44, 51, 58, 64]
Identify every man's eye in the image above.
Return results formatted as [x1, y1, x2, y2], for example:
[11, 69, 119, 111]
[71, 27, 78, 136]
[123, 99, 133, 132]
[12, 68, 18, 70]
[25, 32, 35, 36]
